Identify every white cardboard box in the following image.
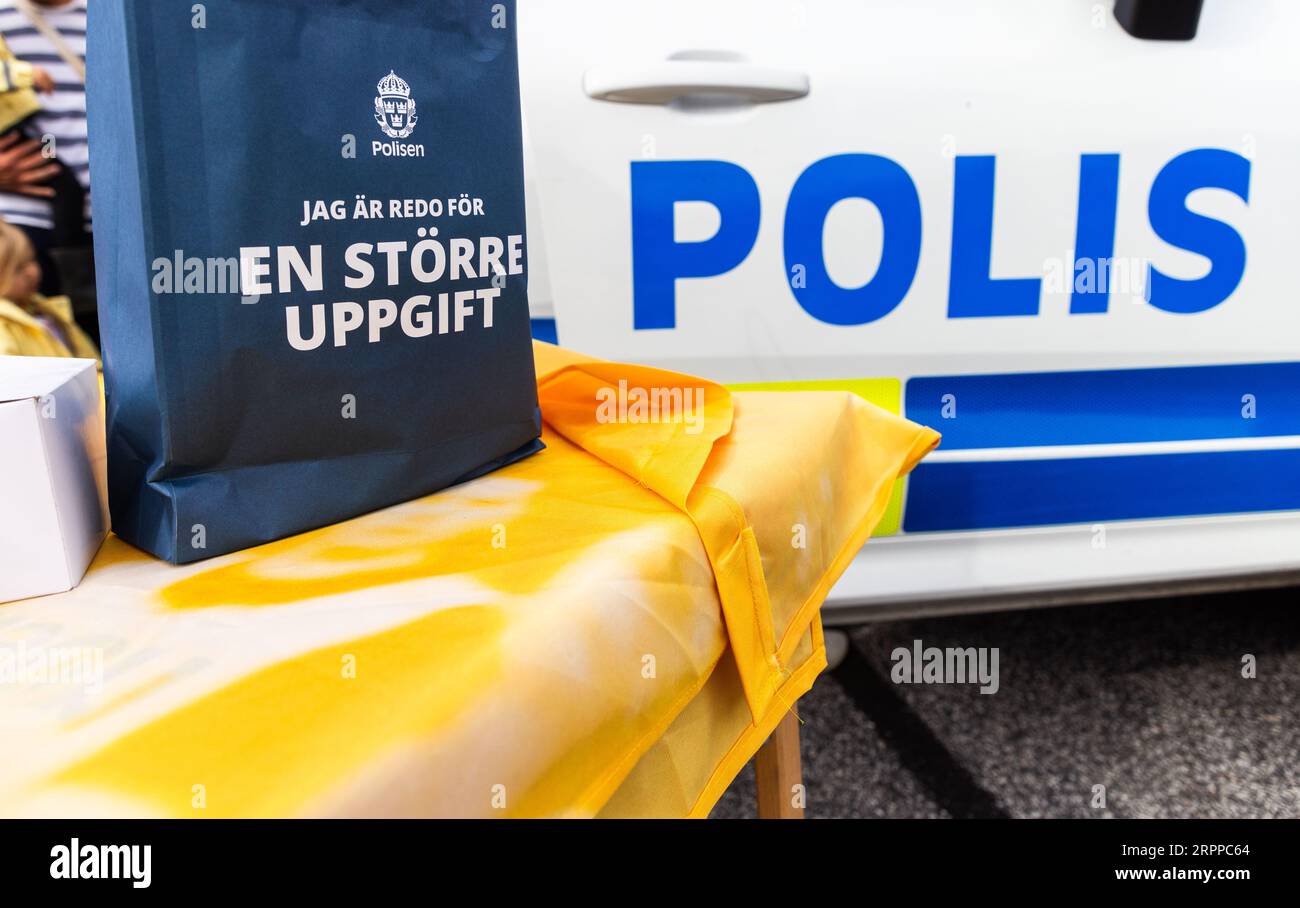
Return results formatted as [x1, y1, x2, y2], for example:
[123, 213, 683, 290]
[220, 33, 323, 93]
[0, 356, 108, 603]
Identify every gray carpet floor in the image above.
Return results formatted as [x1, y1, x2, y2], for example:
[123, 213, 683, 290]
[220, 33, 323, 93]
[711, 588, 1300, 818]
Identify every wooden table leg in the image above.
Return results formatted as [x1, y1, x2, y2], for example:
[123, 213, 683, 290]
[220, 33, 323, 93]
[755, 708, 805, 819]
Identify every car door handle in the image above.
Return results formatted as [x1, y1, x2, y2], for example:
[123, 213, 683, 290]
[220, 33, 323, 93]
[583, 61, 809, 104]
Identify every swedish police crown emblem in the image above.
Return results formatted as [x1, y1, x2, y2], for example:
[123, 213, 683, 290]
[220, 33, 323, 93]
[375, 71, 418, 139]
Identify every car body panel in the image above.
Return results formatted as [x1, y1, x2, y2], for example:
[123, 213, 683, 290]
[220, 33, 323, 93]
[518, 0, 1300, 614]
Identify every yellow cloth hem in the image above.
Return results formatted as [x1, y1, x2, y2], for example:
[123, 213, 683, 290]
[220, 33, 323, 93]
[685, 634, 828, 819]
[562, 649, 726, 818]
[775, 425, 939, 667]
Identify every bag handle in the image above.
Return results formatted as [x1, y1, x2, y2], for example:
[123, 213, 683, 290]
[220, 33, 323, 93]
[13, 0, 85, 82]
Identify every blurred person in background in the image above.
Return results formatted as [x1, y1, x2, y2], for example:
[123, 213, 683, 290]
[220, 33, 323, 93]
[0, 0, 93, 341]
[0, 218, 96, 358]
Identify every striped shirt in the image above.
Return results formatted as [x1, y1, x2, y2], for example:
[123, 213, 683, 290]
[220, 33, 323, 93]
[0, 0, 87, 232]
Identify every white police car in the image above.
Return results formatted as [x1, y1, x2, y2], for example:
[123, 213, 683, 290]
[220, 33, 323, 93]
[518, 0, 1300, 619]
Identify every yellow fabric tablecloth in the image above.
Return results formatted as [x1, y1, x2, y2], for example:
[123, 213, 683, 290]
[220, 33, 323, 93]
[0, 343, 938, 818]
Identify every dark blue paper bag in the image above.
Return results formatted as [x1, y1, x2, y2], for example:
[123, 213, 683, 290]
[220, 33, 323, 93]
[87, 0, 542, 564]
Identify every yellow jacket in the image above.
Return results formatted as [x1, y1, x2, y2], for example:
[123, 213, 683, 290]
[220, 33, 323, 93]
[0, 292, 99, 360]
[0, 37, 40, 133]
